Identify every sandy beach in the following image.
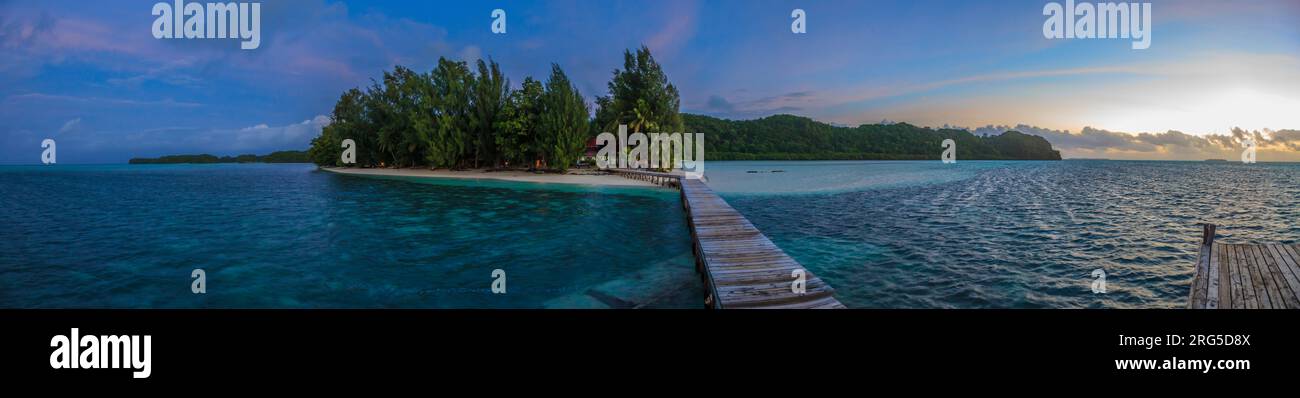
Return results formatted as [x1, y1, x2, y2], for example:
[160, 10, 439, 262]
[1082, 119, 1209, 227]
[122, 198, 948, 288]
[320, 166, 661, 187]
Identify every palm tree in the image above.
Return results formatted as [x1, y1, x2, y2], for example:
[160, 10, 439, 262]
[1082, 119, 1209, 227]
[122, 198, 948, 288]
[629, 99, 657, 134]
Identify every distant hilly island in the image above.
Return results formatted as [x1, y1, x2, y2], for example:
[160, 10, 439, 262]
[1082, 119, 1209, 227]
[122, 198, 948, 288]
[128, 150, 310, 164]
[683, 114, 1062, 161]
[131, 114, 1061, 164]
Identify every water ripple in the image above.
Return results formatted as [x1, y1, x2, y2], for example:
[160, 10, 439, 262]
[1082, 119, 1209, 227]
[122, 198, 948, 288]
[716, 160, 1300, 308]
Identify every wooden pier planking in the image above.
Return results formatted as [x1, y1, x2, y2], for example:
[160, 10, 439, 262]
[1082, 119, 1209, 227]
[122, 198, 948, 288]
[609, 169, 845, 309]
[1188, 224, 1300, 309]
[682, 179, 845, 308]
[607, 169, 680, 188]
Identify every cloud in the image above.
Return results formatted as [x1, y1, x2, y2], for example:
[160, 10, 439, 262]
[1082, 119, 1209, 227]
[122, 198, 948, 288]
[1238, 127, 1300, 152]
[694, 91, 816, 119]
[0, 115, 331, 164]
[704, 95, 734, 113]
[230, 115, 331, 150]
[58, 117, 81, 133]
[458, 45, 483, 63]
[3, 93, 202, 108]
[105, 57, 206, 88]
[968, 124, 1300, 161]
[102, 115, 330, 159]
[0, 7, 169, 80]
[818, 52, 1300, 134]
[1, 1, 459, 92]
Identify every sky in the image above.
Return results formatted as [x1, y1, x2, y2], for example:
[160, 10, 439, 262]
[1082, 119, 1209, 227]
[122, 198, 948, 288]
[2, 0, 1298, 163]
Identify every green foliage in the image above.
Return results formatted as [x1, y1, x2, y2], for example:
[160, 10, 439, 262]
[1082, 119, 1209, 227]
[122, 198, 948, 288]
[592, 95, 617, 137]
[261, 150, 311, 163]
[309, 88, 363, 166]
[364, 66, 432, 167]
[594, 45, 682, 135]
[538, 64, 589, 171]
[495, 77, 544, 167]
[422, 58, 475, 169]
[684, 114, 1062, 160]
[408, 66, 439, 166]
[383, 66, 428, 167]
[471, 59, 510, 167]
[983, 130, 1063, 160]
[306, 47, 691, 171]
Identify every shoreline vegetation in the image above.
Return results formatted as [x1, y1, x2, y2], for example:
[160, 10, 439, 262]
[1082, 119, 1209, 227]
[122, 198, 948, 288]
[320, 167, 659, 188]
[306, 46, 684, 172]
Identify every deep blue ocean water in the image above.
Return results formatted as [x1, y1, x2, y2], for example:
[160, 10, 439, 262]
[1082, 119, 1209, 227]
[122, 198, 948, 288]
[708, 160, 1300, 308]
[0, 164, 700, 308]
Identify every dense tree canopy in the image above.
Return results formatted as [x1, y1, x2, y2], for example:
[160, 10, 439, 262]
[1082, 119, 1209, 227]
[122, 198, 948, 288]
[422, 58, 474, 169]
[471, 59, 509, 167]
[494, 77, 544, 167]
[310, 56, 592, 171]
[593, 45, 682, 135]
[538, 64, 589, 170]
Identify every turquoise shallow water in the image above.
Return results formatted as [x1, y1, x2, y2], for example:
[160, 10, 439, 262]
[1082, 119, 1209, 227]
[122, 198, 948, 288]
[6, 161, 1296, 309]
[0, 164, 701, 308]
[709, 160, 1300, 308]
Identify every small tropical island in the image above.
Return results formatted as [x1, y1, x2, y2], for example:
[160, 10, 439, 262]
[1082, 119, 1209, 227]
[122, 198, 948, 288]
[301, 46, 1060, 180]
[128, 150, 310, 164]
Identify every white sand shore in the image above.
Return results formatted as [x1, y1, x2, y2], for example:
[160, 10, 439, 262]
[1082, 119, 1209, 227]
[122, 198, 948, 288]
[320, 166, 660, 187]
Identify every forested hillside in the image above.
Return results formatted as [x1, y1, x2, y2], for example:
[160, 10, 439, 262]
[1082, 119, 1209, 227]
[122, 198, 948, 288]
[682, 114, 1061, 160]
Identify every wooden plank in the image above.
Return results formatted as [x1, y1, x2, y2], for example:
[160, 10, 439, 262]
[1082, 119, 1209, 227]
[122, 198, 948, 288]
[1248, 245, 1279, 308]
[715, 281, 833, 297]
[1264, 246, 1294, 309]
[1272, 245, 1300, 306]
[1240, 244, 1270, 308]
[1190, 242, 1210, 309]
[1250, 245, 1290, 309]
[710, 268, 808, 281]
[747, 294, 845, 309]
[710, 259, 803, 270]
[1189, 224, 1215, 309]
[710, 262, 804, 272]
[1223, 245, 1239, 309]
[1232, 245, 1256, 309]
[1206, 243, 1221, 309]
[1216, 243, 1231, 309]
[1263, 245, 1300, 308]
[1249, 244, 1274, 308]
[700, 244, 781, 253]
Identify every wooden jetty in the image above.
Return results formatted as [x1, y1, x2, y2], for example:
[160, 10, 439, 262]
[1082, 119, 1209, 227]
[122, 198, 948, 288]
[607, 168, 680, 188]
[1188, 224, 1300, 309]
[610, 169, 845, 309]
